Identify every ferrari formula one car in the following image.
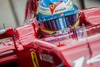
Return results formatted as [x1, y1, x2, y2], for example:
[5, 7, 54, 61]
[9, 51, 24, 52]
[0, 0, 100, 67]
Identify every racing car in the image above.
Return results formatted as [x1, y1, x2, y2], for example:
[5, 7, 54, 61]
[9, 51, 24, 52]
[0, 0, 100, 67]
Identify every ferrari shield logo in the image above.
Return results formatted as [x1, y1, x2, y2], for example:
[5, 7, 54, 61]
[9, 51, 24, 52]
[50, 4, 55, 9]
[49, 2, 61, 14]
[49, 3, 55, 14]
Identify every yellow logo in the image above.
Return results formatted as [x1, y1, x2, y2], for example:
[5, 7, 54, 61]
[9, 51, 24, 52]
[50, 4, 55, 9]
[31, 51, 39, 67]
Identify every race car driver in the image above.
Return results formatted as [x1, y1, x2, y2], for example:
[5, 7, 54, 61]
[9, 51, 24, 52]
[36, 0, 80, 38]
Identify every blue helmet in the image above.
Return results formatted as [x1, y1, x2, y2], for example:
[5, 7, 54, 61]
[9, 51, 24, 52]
[37, 0, 79, 31]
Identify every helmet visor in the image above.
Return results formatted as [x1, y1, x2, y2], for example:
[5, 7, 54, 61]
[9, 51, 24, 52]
[42, 14, 79, 31]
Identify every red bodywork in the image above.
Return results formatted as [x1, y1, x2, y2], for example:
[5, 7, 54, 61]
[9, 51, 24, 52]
[0, 0, 100, 67]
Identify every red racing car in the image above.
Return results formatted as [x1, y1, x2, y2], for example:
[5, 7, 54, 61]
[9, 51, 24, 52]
[0, 0, 100, 67]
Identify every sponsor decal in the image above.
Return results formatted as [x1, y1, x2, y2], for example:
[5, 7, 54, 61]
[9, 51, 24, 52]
[73, 57, 85, 67]
[73, 54, 100, 67]
[31, 51, 39, 67]
[87, 54, 100, 64]
[55, 8, 66, 12]
[40, 53, 53, 63]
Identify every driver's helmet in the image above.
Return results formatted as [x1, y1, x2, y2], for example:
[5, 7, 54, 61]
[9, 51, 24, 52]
[37, 0, 79, 34]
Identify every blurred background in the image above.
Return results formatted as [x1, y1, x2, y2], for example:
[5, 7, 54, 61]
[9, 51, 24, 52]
[0, 0, 100, 29]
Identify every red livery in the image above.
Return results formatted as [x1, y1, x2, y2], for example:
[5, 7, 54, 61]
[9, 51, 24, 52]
[0, 0, 100, 67]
